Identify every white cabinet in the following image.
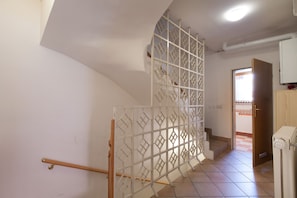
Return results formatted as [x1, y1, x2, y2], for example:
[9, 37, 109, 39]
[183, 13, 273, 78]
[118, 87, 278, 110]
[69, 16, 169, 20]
[279, 38, 297, 84]
[275, 90, 297, 131]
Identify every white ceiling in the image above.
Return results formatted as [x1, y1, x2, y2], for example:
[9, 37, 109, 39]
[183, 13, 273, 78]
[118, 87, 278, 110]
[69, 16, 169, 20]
[168, 0, 297, 53]
[41, 0, 297, 103]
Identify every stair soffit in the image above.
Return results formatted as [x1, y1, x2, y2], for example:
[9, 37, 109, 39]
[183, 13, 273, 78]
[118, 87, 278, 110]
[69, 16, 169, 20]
[40, 0, 172, 74]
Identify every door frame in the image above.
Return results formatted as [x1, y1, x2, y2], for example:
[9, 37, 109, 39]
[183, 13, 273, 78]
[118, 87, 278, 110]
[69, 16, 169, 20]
[231, 67, 252, 150]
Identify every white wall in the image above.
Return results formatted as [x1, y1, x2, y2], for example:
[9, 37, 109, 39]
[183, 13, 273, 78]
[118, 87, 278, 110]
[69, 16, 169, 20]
[235, 104, 252, 134]
[205, 46, 287, 138]
[0, 1, 138, 197]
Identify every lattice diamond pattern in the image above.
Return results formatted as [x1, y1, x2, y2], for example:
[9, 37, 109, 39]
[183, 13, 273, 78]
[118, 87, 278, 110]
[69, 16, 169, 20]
[181, 31, 188, 50]
[197, 107, 203, 120]
[190, 72, 197, 88]
[154, 64, 165, 83]
[179, 110, 187, 124]
[117, 113, 132, 134]
[197, 143, 203, 153]
[169, 44, 179, 65]
[117, 144, 131, 164]
[137, 166, 150, 182]
[180, 69, 188, 87]
[169, 22, 179, 45]
[155, 158, 165, 174]
[180, 50, 188, 68]
[169, 130, 178, 144]
[137, 139, 149, 155]
[189, 126, 197, 138]
[180, 128, 188, 141]
[180, 89, 189, 105]
[154, 111, 165, 127]
[154, 87, 166, 103]
[167, 65, 179, 85]
[168, 110, 178, 124]
[198, 91, 203, 105]
[155, 17, 167, 38]
[137, 112, 150, 130]
[154, 37, 167, 61]
[168, 87, 178, 104]
[181, 147, 188, 160]
[198, 75, 203, 89]
[190, 55, 197, 72]
[119, 175, 132, 194]
[198, 43, 204, 58]
[189, 107, 198, 122]
[169, 152, 178, 167]
[155, 134, 165, 149]
[198, 59, 204, 74]
[190, 37, 197, 55]
[190, 90, 197, 105]
[190, 143, 197, 156]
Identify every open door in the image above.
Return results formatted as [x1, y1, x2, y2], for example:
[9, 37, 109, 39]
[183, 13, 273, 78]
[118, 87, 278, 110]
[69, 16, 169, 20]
[252, 59, 273, 167]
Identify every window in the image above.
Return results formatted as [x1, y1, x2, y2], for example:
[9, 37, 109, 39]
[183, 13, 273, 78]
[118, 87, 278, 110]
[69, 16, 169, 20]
[235, 68, 253, 102]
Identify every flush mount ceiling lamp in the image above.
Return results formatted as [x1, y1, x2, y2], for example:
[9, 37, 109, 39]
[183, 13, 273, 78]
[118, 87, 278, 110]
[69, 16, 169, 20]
[224, 5, 251, 22]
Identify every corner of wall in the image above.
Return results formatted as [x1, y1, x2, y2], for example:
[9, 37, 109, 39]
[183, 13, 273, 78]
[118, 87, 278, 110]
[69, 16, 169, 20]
[40, 0, 55, 42]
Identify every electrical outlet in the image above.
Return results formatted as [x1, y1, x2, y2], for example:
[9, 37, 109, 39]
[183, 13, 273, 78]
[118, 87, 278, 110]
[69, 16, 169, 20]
[259, 152, 267, 158]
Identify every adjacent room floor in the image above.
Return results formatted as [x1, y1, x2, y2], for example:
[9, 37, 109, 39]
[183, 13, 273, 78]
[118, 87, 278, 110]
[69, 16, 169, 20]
[236, 133, 253, 152]
[152, 150, 274, 198]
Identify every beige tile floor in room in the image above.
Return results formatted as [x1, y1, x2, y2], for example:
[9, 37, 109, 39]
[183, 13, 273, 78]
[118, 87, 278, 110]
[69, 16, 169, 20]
[152, 150, 274, 198]
[236, 134, 253, 152]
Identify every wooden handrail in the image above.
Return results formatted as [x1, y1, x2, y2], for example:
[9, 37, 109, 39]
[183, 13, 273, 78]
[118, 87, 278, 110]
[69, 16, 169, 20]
[41, 157, 169, 185]
[108, 119, 115, 198]
[42, 118, 169, 198]
[41, 158, 108, 174]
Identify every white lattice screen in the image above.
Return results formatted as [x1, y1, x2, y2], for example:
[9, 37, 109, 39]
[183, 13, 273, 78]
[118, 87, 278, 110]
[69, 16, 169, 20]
[113, 11, 205, 198]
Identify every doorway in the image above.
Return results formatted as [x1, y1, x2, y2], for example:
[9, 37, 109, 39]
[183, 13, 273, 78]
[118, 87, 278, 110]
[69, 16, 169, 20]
[232, 68, 253, 152]
[232, 59, 273, 167]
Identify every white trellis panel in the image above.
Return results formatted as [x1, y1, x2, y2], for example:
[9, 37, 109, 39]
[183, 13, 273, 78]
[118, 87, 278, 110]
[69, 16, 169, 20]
[113, 11, 204, 198]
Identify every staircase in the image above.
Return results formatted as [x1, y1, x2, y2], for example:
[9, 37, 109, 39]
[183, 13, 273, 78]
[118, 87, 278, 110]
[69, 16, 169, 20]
[203, 128, 229, 160]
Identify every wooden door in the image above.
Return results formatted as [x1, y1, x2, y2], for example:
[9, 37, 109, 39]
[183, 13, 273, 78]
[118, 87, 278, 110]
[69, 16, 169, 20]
[252, 59, 273, 167]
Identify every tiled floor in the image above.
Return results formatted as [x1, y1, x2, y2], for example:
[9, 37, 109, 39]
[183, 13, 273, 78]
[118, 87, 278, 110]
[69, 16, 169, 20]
[236, 134, 252, 152]
[153, 150, 274, 198]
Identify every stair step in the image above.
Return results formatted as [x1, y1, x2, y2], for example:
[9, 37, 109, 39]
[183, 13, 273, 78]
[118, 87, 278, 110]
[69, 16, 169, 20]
[209, 138, 228, 159]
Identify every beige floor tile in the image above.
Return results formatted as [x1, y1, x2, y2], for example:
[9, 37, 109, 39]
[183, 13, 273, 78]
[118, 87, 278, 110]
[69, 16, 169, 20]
[157, 185, 175, 197]
[174, 182, 199, 197]
[188, 172, 211, 183]
[231, 163, 253, 172]
[214, 182, 246, 196]
[223, 172, 251, 182]
[241, 172, 272, 182]
[235, 182, 269, 196]
[153, 150, 274, 198]
[199, 164, 220, 172]
[193, 182, 223, 197]
[215, 164, 238, 172]
[205, 172, 231, 182]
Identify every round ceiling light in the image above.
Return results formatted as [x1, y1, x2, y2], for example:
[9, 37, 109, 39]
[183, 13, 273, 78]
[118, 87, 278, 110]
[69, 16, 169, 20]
[224, 5, 251, 22]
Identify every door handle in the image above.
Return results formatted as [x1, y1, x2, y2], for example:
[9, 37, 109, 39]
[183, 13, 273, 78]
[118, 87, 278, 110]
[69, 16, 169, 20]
[253, 104, 261, 117]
